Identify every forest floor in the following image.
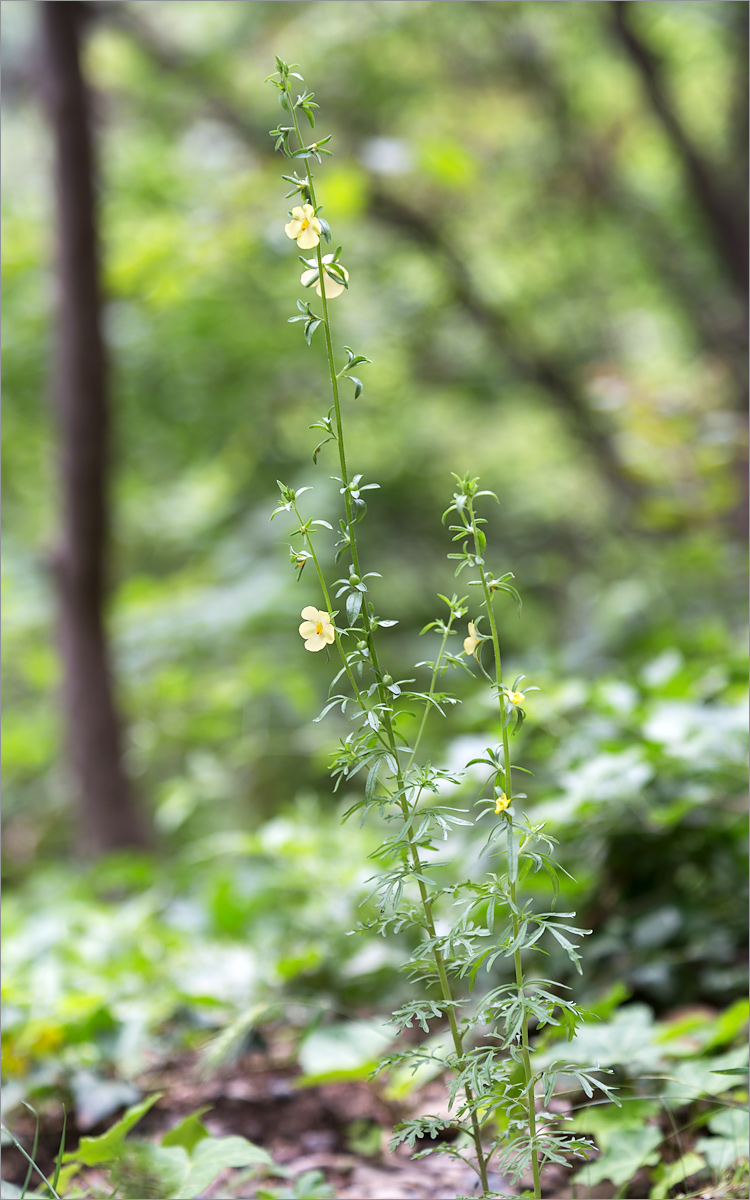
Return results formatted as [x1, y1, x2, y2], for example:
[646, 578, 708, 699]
[4, 1041, 743, 1200]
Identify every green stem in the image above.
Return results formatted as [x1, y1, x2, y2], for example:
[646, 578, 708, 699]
[511, 881, 542, 1200]
[291, 502, 388, 749]
[469, 498, 541, 1200]
[284, 86, 490, 1194]
[403, 617, 453, 776]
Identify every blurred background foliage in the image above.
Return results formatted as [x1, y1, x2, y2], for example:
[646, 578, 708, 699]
[1, 0, 747, 1128]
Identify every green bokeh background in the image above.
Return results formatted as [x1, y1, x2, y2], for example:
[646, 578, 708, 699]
[1, 0, 747, 1117]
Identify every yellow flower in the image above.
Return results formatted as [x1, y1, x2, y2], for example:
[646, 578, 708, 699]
[508, 691, 525, 706]
[285, 203, 322, 249]
[299, 606, 335, 652]
[463, 622, 480, 656]
[301, 254, 349, 299]
[494, 792, 510, 814]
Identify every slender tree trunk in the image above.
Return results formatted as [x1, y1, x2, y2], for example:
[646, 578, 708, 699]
[41, 2, 149, 855]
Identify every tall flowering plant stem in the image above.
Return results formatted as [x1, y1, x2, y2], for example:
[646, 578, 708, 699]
[267, 58, 616, 1200]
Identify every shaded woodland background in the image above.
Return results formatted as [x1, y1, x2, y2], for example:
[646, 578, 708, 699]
[1, 2, 748, 1196]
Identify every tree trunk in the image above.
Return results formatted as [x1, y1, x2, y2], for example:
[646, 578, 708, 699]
[41, 2, 149, 855]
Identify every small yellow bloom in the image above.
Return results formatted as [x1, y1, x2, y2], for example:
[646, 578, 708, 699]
[463, 622, 480, 656]
[285, 203, 322, 249]
[508, 691, 525, 706]
[298, 606, 335, 652]
[494, 792, 510, 814]
[301, 254, 349, 299]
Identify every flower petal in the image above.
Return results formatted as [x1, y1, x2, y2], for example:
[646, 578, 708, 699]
[291, 206, 306, 220]
[285, 220, 302, 240]
[296, 227, 320, 249]
[322, 625, 335, 644]
[301, 606, 320, 620]
[317, 274, 345, 298]
[300, 204, 315, 220]
[304, 632, 327, 652]
[300, 269, 318, 288]
[299, 621, 318, 638]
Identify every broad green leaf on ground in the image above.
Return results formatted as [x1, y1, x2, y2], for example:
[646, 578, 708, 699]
[567, 1099, 660, 1151]
[535, 1004, 662, 1073]
[297, 1021, 392, 1084]
[160, 1107, 212, 1153]
[695, 1107, 750, 1172]
[654, 998, 749, 1055]
[383, 1031, 454, 1100]
[176, 1135, 274, 1199]
[574, 1126, 662, 1188]
[661, 1047, 749, 1103]
[649, 1152, 706, 1199]
[62, 1093, 161, 1165]
[111, 1143, 189, 1199]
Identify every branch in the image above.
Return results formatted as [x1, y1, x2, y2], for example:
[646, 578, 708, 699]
[368, 187, 641, 508]
[610, 0, 748, 296]
[492, 20, 747, 410]
[99, 1, 268, 147]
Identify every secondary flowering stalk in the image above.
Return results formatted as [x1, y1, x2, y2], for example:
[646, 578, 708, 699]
[467, 492, 542, 1200]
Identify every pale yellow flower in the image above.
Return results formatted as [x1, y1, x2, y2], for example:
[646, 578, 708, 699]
[301, 254, 349, 299]
[494, 792, 510, 814]
[299, 605, 335, 652]
[508, 691, 525, 706]
[285, 204, 322, 250]
[463, 622, 480, 657]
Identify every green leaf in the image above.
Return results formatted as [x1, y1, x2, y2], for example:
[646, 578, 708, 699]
[649, 1152, 706, 1199]
[304, 319, 321, 345]
[662, 1046, 750, 1103]
[297, 1022, 391, 1084]
[365, 759, 381, 803]
[574, 1126, 662, 1188]
[161, 1108, 212, 1153]
[568, 1100, 660, 1152]
[178, 1136, 273, 1198]
[506, 822, 518, 883]
[707, 1106, 750, 1143]
[534, 1004, 662, 1074]
[346, 591, 363, 624]
[115, 1144, 190, 1198]
[62, 1093, 162, 1165]
[696, 1129, 749, 1171]
[704, 998, 750, 1051]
